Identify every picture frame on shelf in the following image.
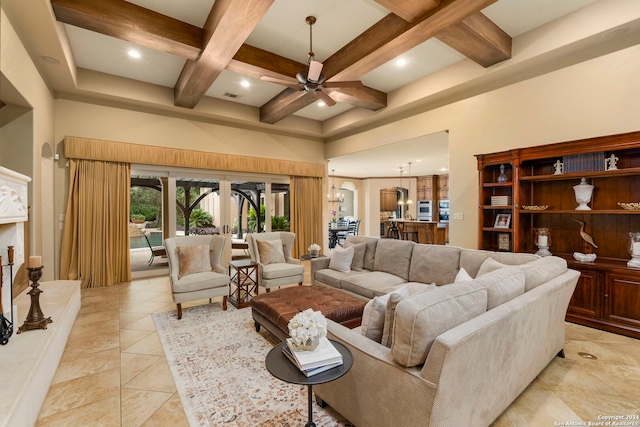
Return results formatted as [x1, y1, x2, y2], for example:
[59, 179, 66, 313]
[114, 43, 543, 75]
[494, 214, 511, 229]
[498, 233, 510, 251]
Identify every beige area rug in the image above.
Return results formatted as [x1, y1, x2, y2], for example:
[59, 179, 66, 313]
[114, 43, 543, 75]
[152, 304, 351, 427]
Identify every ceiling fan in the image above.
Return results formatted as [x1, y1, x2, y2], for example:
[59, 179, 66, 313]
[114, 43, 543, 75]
[261, 16, 364, 106]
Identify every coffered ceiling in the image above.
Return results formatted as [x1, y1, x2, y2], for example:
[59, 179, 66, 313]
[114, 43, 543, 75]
[5, 0, 639, 177]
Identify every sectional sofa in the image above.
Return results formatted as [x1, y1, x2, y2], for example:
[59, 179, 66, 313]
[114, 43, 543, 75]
[310, 236, 580, 427]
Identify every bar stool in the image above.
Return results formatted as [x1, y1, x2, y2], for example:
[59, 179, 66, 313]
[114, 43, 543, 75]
[402, 228, 419, 243]
[386, 221, 399, 239]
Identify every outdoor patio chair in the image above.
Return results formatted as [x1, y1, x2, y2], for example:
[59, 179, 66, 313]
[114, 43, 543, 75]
[144, 233, 167, 266]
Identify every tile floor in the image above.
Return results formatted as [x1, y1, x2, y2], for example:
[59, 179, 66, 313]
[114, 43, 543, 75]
[36, 261, 640, 426]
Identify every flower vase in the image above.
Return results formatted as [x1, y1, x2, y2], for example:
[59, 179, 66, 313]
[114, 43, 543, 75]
[290, 335, 320, 351]
[310, 249, 319, 258]
[331, 222, 337, 230]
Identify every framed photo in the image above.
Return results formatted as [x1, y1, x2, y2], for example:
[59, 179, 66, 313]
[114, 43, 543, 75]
[494, 214, 511, 229]
[498, 233, 510, 251]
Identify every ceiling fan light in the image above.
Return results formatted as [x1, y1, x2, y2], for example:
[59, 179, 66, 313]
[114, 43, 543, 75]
[308, 60, 323, 82]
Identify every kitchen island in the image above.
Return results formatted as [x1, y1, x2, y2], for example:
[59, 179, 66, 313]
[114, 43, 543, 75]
[381, 219, 448, 245]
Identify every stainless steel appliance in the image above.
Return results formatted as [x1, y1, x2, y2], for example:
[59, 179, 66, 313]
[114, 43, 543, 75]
[438, 200, 450, 222]
[417, 200, 433, 221]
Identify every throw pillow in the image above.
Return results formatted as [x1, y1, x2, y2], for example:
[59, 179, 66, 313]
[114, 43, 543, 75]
[257, 239, 286, 265]
[361, 285, 409, 343]
[176, 245, 212, 279]
[476, 257, 506, 277]
[455, 267, 473, 282]
[472, 266, 525, 309]
[380, 286, 412, 347]
[328, 246, 355, 273]
[344, 241, 367, 271]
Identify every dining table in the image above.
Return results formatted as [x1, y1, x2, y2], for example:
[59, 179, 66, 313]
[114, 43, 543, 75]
[328, 226, 350, 249]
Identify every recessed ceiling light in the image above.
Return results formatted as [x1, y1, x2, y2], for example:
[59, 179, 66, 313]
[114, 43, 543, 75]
[41, 56, 61, 64]
[240, 80, 250, 88]
[415, 159, 422, 162]
[396, 58, 407, 67]
[317, 101, 326, 107]
[603, 27, 629, 40]
[128, 50, 141, 59]
[440, 167, 449, 172]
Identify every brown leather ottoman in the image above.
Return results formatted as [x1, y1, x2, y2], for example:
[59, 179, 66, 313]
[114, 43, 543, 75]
[249, 285, 366, 341]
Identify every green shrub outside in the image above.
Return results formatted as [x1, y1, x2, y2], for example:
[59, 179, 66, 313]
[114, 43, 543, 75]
[130, 204, 158, 221]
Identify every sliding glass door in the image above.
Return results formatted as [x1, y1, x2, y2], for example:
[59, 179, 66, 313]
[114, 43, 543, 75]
[130, 166, 289, 277]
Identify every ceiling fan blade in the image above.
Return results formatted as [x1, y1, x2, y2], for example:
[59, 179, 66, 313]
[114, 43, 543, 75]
[261, 75, 299, 86]
[316, 89, 337, 106]
[323, 80, 364, 89]
[308, 60, 324, 82]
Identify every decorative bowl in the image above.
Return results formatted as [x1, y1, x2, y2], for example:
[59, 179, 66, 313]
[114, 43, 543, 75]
[618, 202, 640, 210]
[522, 205, 549, 211]
[573, 252, 597, 263]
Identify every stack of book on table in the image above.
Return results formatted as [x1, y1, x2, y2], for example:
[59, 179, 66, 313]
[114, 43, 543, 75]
[283, 337, 343, 377]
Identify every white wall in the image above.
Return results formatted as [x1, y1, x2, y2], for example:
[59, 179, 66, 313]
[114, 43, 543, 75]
[327, 45, 640, 249]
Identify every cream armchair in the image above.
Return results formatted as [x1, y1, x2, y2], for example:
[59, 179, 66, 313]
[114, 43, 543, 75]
[246, 232, 304, 292]
[165, 235, 230, 319]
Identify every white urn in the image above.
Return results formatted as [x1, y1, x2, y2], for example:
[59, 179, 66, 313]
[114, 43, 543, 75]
[573, 178, 594, 210]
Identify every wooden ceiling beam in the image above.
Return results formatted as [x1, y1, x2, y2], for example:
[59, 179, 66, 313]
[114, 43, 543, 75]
[374, 0, 440, 22]
[323, 0, 500, 81]
[259, 89, 316, 124]
[174, 0, 274, 108]
[435, 12, 511, 67]
[51, 0, 203, 60]
[227, 44, 306, 81]
[324, 87, 387, 111]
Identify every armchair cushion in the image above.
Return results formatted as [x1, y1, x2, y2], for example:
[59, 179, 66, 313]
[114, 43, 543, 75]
[262, 263, 305, 280]
[176, 245, 212, 279]
[257, 239, 286, 265]
[172, 270, 230, 293]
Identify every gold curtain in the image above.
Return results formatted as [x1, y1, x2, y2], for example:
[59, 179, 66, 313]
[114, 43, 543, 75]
[60, 159, 131, 288]
[290, 176, 323, 258]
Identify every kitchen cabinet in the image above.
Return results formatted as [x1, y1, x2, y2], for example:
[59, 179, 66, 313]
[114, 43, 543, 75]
[380, 187, 398, 211]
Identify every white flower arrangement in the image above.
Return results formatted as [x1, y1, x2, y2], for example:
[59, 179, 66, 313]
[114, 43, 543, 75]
[308, 243, 321, 252]
[288, 309, 327, 351]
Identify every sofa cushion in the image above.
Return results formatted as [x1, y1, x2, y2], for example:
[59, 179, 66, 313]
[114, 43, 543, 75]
[344, 236, 378, 271]
[329, 246, 355, 273]
[257, 239, 286, 265]
[519, 256, 568, 291]
[373, 239, 415, 280]
[476, 256, 568, 292]
[408, 245, 461, 285]
[391, 283, 488, 367]
[361, 285, 409, 343]
[314, 269, 368, 289]
[460, 249, 539, 278]
[379, 281, 435, 297]
[344, 241, 367, 271]
[176, 245, 212, 279]
[468, 266, 525, 309]
[380, 289, 413, 347]
[341, 271, 407, 299]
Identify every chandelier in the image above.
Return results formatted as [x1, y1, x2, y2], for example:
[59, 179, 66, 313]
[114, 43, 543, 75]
[328, 169, 344, 204]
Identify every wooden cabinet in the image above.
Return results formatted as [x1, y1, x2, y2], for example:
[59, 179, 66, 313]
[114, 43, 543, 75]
[380, 187, 398, 211]
[476, 130, 640, 338]
[416, 175, 436, 201]
[437, 175, 449, 200]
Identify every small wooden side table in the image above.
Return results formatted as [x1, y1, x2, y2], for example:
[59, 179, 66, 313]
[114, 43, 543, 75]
[228, 259, 259, 309]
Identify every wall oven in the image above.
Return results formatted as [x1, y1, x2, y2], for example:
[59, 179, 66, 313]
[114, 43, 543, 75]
[438, 200, 450, 222]
[417, 200, 433, 221]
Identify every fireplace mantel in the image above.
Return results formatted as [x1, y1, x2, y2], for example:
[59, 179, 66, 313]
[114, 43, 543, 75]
[0, 166, 30, 224]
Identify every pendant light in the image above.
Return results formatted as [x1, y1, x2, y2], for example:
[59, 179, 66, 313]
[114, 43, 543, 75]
[406, 161, 414, 206]
[328, 168, 344, 204]
[397, 166, 405, 206]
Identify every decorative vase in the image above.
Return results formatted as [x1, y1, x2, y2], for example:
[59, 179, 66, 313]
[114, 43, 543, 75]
[310, 249, 319, 258]
[573, 178, 594, 210]
[331, 222, 337, 230]
[497, 164, 508, 183]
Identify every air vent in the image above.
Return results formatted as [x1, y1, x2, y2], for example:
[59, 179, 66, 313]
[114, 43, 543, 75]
[224, 92, 241, 99]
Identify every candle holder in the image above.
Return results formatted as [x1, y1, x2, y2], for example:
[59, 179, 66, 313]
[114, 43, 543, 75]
[628, 232, 640, 269]
[534, 228, 552, 257]
[17, 266, 52, 334]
